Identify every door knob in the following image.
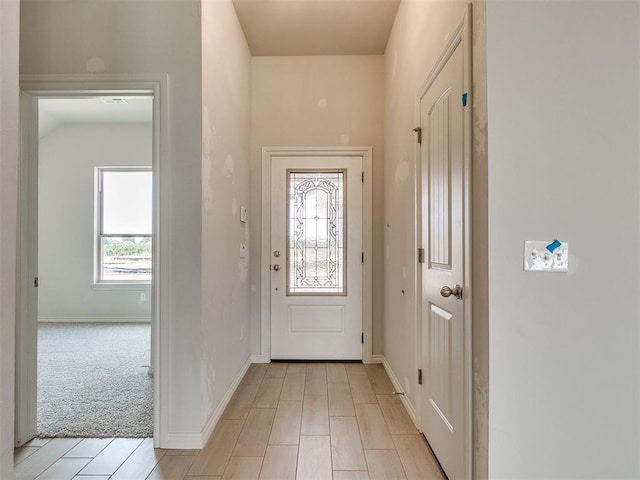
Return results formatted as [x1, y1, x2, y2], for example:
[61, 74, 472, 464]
[273, 264, 281, 271]
[440, 284, 462, 299]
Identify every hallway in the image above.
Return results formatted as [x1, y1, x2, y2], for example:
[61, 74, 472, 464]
[14, 362, 444, 479]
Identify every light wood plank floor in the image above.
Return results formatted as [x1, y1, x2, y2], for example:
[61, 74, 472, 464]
[14, 363, 445, 480]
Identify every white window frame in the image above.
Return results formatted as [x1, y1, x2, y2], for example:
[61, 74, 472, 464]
[93, 166, 152, 287]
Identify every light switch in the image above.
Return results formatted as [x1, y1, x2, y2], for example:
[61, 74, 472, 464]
[240, 206, 248, 223]
[524, 240, 568, 272]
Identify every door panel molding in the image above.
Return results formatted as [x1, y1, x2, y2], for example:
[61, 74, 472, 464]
[260, 147, 373, 363]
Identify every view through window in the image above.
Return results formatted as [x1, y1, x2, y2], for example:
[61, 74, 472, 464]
[97, 168, 152, 282]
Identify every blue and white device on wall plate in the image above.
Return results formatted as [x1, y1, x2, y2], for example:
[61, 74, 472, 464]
[524, 240, 568, 272]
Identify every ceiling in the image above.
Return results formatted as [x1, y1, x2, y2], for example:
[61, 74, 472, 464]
[39, 97, 152, 138]
[39, 1, 401, 136]
[232, 0, 401, 56]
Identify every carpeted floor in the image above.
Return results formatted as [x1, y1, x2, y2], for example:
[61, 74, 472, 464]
[37, 322, 153, 438]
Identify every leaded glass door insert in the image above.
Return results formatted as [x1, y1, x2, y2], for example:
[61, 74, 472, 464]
[287, 170, 346, 295]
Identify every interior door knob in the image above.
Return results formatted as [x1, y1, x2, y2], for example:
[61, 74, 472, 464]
[273, 264, 281, 271]
[440, 284, 462, 299]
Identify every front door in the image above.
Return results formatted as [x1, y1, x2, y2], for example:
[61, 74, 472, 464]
[420, 38, 468, 479]
[270, 155, 363, 360]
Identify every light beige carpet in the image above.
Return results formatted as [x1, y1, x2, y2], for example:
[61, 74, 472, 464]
[37, 322, 152, 438]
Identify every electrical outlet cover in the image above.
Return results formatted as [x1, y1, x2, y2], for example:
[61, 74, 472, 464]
[524, 240, 568, 272]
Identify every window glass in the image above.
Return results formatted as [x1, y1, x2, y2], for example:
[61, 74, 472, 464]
[97, 169, 152, 282]
[287, 170, 345, 295]
[102, 171, 152, 234]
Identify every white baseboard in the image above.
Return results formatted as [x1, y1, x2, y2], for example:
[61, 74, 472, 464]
[369, 354, 384, 364]
[381, 356, 418, 428]
[39, 317, 151, 323]
[250, 354, 270, 364]
[200, 356, 252, 447]
[164, 433, 204, 450]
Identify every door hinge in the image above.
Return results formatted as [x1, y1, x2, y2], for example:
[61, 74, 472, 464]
[418, 248, 425, 264]
[361, 252, 364, 263]
[361, 171, 364, 183]
[361, 332, 364, 344]
[413, 126, 422, 144]
[418, 369, 423, 385]
[34, 276, 39, 288]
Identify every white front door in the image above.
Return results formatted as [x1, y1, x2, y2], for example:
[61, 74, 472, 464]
[270, 155, 363, 360]
[420, 38, 468, 480]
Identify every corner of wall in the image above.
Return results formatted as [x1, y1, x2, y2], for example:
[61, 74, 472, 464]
[0, 0, 20, 477]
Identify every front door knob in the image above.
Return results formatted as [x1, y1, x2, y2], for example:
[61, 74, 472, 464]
[273, 264, 281, 271]
[440, 284, 462, 299]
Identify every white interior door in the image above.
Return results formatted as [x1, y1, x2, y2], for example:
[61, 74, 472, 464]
[420, 40, 467, 480]
[270, 155, 363, 360]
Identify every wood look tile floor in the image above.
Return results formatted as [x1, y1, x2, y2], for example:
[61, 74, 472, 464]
[14, 363, 445, 480]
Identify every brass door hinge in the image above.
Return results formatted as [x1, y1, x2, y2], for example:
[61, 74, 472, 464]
[413, 127, 422, 144]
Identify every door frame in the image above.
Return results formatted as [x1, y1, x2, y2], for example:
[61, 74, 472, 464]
[260, 147, 373, 363]
[415, 6, 473, 479]
[16, 74, 169, 447]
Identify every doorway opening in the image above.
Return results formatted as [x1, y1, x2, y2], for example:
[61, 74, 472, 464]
[37, 97, 153, 438]
[16, 85, 162, 446]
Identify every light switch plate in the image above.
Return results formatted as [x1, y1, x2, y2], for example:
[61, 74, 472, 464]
[524, 240, 568, 272]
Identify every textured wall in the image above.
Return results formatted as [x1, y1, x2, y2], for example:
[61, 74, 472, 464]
[38, 123, 152, 321]
[20, 0, 203, 440]
[487, 1, 640, 477]
[200, 0, 253, 436]
[249, 55, 385, 358]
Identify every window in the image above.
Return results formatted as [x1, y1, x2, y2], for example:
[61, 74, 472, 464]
[287, 170, 346, 295]
[95, 168, 152, 283]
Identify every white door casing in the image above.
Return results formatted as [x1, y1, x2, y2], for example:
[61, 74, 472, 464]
[261, 147, 373, 362]
[418, 8, 472, 480]
[17, 75, 167, 447]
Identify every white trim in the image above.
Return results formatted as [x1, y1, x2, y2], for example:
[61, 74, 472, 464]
[15, 92, 39, 446]
[260, 146, 373, 363]
[382, 356, 418, 428]
[17, 73, 170, 448]
[251, 354, 270, 364]
[369, 354, 384, 364]
[164, 433, 204, 450]
[38, 317, 151, 323]
[415, 7, 473, 480]
[200, 357, 252, 447]
[165, 356, 252, 449]
[90, 283, 152, 291]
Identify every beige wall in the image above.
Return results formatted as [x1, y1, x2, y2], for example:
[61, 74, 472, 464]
[38, 123, 152, 321]
[20, 0, 204, 441]
[0, 0, 19, 475]
[486, 1, 640, 477]
[249, 55, 385, 357]
[200, 0, 253, 432]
